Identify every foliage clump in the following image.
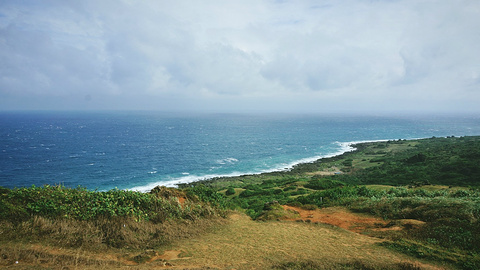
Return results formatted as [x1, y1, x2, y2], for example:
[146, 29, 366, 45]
[0, 184, 229, 250]
[256, 201, 300, 221]
[304, 179, 344, 190]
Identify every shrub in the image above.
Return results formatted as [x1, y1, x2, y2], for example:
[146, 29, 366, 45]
[239, 189, 257, 198]
[186, 185, 230, 210]
[290, 188, 308, 196]
[304, 179, 344, 190]
[342, 159, 353, 167]
[283, 186, 296, 192]
[0, 185, 228, 223]
[225, 187, 236, 196]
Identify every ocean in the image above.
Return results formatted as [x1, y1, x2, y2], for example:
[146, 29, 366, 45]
[1, 111, 479, 191]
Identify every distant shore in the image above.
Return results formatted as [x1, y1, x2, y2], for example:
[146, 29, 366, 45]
[134, 139, 400, 191]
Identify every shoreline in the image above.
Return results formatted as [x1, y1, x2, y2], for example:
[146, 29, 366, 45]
[129, 138, 393, 192]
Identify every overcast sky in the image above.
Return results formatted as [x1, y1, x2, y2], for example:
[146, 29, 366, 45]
[1, 0, 479, 114]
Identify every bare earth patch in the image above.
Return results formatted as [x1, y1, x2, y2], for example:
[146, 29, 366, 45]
[282, 205, 390, 233]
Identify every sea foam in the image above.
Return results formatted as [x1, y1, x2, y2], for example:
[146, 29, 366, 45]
[128, 140, 380, 192]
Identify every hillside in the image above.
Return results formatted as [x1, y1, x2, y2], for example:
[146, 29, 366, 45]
[1, 136, 480, 269]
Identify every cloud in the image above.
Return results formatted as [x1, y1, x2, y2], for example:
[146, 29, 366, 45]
[0, 0, 479, 113]
[0, 2, 114, 100]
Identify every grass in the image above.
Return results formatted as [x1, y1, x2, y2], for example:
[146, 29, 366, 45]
[0, 213, 226, 269]
[0, 214, 225, 250]
[156, 212, 433, 269]
[2, 136, 480, 269]
[0, 185, 228, 253]
[0, 211, 440, 269]
[272, 260, 424, 270]
[186, 136, 480, 269]
[380, 239, 480, 270]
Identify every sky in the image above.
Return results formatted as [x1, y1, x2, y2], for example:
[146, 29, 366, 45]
[1, 0, 479, 114]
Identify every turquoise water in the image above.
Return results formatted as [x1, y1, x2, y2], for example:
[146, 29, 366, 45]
[1, 111, 479, 191]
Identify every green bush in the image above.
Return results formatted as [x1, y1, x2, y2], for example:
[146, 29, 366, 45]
[342, 159, 353, 167]
[418, 219, 480, 251]
[304, 179, 344, 190]
[0, 185, 227, 223]
[225, 187, 236, 196]
[186, 185, 230, 210]
[289, 188, 308, 196]
[283, 186, 296, 192]
[297, 186, 382, 206]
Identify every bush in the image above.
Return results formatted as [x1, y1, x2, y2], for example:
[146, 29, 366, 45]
[297, 186, 382, 207]
[0, 185, 227, 223]
[342, 159, 353, 167]
[290, 188, 308, 196]
[186, 185, 230, 210]
[417, 218, 480, 251]
[283, 186, 296, 192]
[225, 187, 236, 196]
[304, 179, 344, 190]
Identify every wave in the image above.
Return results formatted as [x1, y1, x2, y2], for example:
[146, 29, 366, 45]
[129, 140, 392, 192]
[216, 157, 239, 165]
[129, 171, 255, 192]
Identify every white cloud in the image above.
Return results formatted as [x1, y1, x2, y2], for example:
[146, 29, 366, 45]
[0, 0, 479, 113]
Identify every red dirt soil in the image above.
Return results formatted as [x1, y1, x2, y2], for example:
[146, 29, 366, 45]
[282, 205, 390, 233]
[178, 197, 186, 206]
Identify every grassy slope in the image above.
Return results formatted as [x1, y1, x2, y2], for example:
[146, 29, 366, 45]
[0, 212, 440, 270]
[189, 136, 480, 269]
[1, 136, 480, 269]
[156, 213, 437, 270]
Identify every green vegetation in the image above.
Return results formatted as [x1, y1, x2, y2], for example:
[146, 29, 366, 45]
[183, 136, 480, 269]
[1, 136, 480, 269]
[0, 185, 227, 251]
[0, 185, 227, 223]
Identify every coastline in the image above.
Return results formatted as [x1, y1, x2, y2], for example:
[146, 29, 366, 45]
[129, 138, 392, 192]
[4, 112, 480, 191]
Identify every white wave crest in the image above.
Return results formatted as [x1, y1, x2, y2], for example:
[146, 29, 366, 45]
[216, 157, 239, 165]
[129, 171, 251, 192]
[129, 139, 392, 193]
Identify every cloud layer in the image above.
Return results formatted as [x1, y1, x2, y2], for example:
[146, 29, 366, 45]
[1, 0, 479, 113]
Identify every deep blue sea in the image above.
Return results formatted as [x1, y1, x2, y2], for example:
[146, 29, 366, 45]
[1, 111, 479, 191]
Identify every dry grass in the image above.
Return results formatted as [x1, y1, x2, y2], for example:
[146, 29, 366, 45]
[0, 212, 449, 269]
[0, 215, 226, 269]
[0, 244, 124, 269]
[0, 215, 225, 250]
[153, 213, 446, 270]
